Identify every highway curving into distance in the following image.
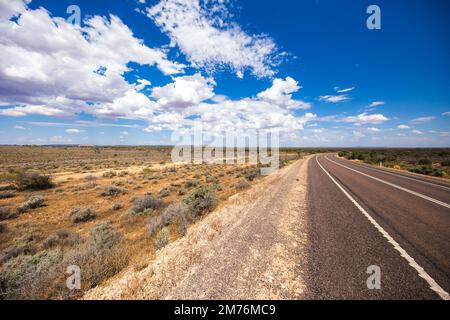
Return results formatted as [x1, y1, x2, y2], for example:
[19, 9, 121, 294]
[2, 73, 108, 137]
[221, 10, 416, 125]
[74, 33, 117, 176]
[305, 154, 450, 299]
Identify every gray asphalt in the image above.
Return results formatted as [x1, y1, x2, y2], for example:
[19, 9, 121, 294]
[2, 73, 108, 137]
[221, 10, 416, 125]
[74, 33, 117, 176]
[304, 154, 450, 299]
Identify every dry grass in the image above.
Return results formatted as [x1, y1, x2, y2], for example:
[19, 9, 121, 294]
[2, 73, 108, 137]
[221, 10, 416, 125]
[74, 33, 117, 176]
[0, 145, 304, 299]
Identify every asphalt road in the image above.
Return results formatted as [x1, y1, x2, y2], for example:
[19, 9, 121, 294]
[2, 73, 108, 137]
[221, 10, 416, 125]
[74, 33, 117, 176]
[305, 154, 450, 299]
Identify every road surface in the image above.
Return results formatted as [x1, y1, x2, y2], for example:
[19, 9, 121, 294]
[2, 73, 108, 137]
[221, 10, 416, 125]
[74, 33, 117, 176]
[85, 155, 449, 300]
[306, 154, 450, 299]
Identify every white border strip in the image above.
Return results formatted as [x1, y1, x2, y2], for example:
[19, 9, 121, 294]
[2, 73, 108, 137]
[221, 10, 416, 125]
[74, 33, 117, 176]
[325, 156, 450, 209]
[333, 155, 450, 192]
[316, 156, 449, 300]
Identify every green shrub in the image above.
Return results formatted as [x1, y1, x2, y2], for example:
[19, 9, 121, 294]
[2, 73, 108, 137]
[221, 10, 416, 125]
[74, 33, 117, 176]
[155, 228, 169, 249]
[182, 186, 217, 219]
[14, 172, 54, 191]
[0, 206, 16, 221]
[101, 185, 126, 197]
[161, 203, 188, 226]
[17, 195, 45, 213]
[418, 159, 432, 165]
[234, 179, 251, 190]
[130, 194, 164, 214]
[70, 207, 96, 223]
[244, 168, 260, 181]
[90, 222, 120, 250]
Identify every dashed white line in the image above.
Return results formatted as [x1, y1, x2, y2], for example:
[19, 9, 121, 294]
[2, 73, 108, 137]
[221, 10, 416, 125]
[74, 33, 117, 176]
[325, 156, 450, 209]
[315, 156, 449, 300]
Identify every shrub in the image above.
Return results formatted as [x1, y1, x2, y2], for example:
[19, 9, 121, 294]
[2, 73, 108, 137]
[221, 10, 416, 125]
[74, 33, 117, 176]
[441, 160, 450, 167]
[70, 207, 96, 223]
[418, 159, 432, 166]
[182, 186, 217, 219]
[42, 234, 60, 249]
[161, 203, 188, 226]
[0, 223, 5, 233]
[84, 174, 97, 181]
[0, 206, 16, 221]
[234, 179, 251, 190]
[159, 187, 171, 198]
[101, 185, 126, 197]
[130, 194, 164, 214]
[244, 168, 260, 181]
[155, 228, 169, 249]
[14, 172, 54, 191]
[0, 191, 15, 199]
[17, 195, 45, 213]
[147, 215, 163, 236]
[112, 202, 123, 211]
[185, 179, 199, 188]
[102, 171, 117, 178]
[90, 222, 120, 250]
[0, 231, 40, 263]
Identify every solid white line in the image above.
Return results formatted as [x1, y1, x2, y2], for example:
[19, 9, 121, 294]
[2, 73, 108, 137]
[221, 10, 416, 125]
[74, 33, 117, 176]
[324, 156, 450, 209]
[331, 155, 450, 192]
[315, 156, 449, 300]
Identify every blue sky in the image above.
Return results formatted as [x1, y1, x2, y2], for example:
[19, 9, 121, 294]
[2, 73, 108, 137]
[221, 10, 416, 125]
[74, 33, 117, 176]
[0, 0, 449, 147]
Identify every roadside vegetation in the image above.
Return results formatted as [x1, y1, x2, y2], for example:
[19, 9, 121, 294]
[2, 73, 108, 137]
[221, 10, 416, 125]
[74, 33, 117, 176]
[338, 149, 450, 178]
[0, 145, 317, 299]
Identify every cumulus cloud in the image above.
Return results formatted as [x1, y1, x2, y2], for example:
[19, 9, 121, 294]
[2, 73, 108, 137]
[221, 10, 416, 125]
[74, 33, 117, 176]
[442, 112, 450, 116]
[152, 74, 216, 110]
[257, 77, 311, 110]
[145, 75, 315, 134]
[367, 127, 380, 132]
[412, 130, 423, 135]
[147, 0, 282, 78]
[0, 0, 183, 118]
[397, 124, 410, 129]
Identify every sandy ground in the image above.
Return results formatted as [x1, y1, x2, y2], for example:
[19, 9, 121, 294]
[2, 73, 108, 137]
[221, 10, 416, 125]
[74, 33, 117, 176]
[84, 157, 310, 300]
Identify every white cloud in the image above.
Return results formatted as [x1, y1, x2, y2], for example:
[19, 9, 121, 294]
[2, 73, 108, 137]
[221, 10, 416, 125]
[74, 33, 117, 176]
[369, 101, 385, 107]
[319, 94, 349, 103]
[0, 1, 183, 118]
[135, 79, 151, 91]
[367, 127, 380, 132]
[120, 131, 129, 135]
[152, 74, 215, 110]
[397, 124, 410, 129]
[335, 87, 355, 93]
[15, 124, 26, 130]
[257, 77, 311, 110]
[442, 112, 450, 116]
[144, 75, 316, 134]
[412, 130, 423, 135]
[147, 0, 282, 78]
[342, 113, 389, 124]
[65, 128, 84, 134]
[411, 116, 436, 124]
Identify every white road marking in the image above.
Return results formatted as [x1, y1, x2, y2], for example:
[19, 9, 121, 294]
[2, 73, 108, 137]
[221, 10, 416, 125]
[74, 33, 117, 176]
[331, 155, 450, 192]
[315, 156, 449, 300]
[324, 156, 450, 209]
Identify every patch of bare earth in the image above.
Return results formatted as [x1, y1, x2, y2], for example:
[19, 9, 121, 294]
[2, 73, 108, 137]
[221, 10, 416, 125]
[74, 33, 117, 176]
[84, 157, 310, 300]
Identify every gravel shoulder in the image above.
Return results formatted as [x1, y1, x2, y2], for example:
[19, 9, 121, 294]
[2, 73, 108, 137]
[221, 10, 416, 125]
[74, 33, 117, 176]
[84, 157, 310, 300]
